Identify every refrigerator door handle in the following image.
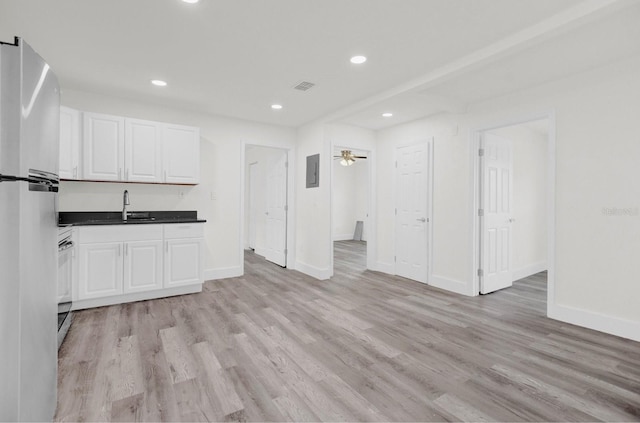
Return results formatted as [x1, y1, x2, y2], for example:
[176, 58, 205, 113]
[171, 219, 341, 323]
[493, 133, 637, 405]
[0, 174, 59, 192]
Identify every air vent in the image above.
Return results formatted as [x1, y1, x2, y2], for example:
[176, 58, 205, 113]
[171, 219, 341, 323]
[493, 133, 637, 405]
[293, 81, 315, 91]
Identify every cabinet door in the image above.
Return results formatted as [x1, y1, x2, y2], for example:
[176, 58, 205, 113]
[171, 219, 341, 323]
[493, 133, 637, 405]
[83, 112, 124, 181]
[59, 106, 81, 180]
[78, 243, 123, 300]
[125, 118, 162, 183]
[163, 124, 200, 184]
[123, 240, 163, 293]
[164, 239, 203, 288]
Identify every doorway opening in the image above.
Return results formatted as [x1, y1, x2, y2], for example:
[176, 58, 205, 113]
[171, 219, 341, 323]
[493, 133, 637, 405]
[243, 145, 291, 269]
[474, 115, 553, 303]
[331, 146, 371, 277]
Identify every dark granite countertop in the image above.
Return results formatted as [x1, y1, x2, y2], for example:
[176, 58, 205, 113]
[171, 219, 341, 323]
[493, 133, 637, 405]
[59, 211, 206, 227]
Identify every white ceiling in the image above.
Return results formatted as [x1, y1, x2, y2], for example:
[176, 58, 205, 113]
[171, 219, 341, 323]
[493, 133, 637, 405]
[1, 0, 638, 129]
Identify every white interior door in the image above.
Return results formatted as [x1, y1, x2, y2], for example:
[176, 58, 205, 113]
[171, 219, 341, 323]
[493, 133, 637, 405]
[395, 143, 430, 283]
[480, 133, 514, 294]
[264, 151, 288, 267]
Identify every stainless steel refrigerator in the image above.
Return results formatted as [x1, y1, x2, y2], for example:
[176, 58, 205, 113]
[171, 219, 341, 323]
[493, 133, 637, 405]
[0, 37, 59, 422]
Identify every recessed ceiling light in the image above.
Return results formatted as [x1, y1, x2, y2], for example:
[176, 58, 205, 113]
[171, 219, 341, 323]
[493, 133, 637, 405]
[350, 55, 367, 64]
[182, 0, 199, 3]
[382, 112, 393, 117]
[271, 104, 283, 110]
[151, 79, 167, 87]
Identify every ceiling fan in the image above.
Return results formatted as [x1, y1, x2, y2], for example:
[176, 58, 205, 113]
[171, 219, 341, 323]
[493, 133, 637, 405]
[333, 150, 367, 166]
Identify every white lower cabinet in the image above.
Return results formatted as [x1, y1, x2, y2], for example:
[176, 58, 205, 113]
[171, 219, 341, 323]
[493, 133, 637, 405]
[74, 223, 203, 309]
[165, 239, 203, 288]
[164, 223, 204, 288]
[79, 242, 123, 300]
[124, 240, 163, 294]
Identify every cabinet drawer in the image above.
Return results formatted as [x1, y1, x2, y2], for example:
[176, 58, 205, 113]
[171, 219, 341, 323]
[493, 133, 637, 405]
[163, 223, 204, 239]
[79, 224, 163, 243]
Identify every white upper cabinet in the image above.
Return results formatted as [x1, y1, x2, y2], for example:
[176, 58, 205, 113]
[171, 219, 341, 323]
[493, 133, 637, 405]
[59, 106, 81, 179]
[70, 109, 199, 185]
[83, 112, 125, 181]
[163, 124, 200, 184]
[125, 118, 162, 183]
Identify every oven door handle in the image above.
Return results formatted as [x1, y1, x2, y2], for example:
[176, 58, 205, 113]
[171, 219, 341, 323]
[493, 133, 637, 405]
[58, 240, 74, 251]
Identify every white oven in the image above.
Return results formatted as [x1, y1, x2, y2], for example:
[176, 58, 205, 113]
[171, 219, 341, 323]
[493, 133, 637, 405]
[57, 226, 73, 303]
[57, 226, 73, 348]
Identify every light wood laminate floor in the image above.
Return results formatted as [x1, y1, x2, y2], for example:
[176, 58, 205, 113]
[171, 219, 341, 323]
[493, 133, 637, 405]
[56, 241, 640, 422]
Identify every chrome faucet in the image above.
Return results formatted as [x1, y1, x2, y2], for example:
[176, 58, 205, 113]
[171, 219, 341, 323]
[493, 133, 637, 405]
[122, 190, 130, 221]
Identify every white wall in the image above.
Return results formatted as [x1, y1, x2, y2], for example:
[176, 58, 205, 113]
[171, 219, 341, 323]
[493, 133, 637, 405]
[59, 88, 296, 280]
[374, 53, 640, 341]
[377, 125, 468, 289]
[332, 158, 368, 241]
[489, 123, 547, 280]
[294, 122, 375, 278]
[294, 122, 331, 279]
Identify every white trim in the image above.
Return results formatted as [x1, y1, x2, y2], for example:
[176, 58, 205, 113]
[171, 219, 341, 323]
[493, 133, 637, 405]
[204, 266, 243, 281]
[333, 234, 355, 241]
[512, 261, 547, 282]
[548, 303, 640, 342]
[71, 284, 202, 310]
[295, 260, 331, 280]
[430, 275, 470, 296]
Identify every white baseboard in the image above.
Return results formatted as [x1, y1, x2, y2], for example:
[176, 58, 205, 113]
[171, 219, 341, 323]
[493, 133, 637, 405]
[204, 266, 243, 281]
[295, 260, 331, 280]
[72, 284, 202, 311]
[333, 234, 353, 241]
[548, 303, 640, 342]
[430, 274, 472, 296]
[374, 261, 395, 274]
[513, 261, 547, 281]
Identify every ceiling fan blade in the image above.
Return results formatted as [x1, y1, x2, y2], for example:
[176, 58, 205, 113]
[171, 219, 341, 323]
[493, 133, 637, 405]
[353, 155, 367, 159]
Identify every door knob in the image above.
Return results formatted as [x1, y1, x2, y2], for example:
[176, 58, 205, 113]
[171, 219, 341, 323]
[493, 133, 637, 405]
[416, 217, 426, 222]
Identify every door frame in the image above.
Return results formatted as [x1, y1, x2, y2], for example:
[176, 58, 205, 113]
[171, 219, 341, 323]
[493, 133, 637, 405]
[240, 142, 296, 274]
[329, 144, 377, 276]
[470, 111, 556, 309]
[394, 139, 434, 283]
[247, 161, 258, 250]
